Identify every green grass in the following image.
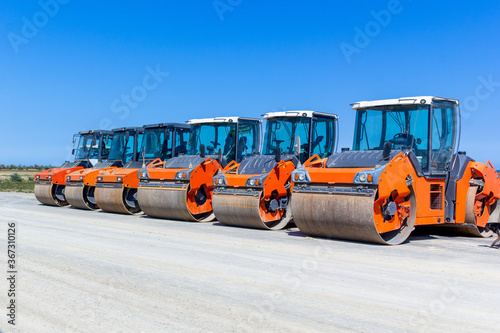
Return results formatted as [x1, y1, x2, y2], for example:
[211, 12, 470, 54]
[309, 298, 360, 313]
[0, 180, 35, 193]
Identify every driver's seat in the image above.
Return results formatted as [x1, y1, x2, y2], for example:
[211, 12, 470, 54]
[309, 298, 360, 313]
[391, 133, 415, 150]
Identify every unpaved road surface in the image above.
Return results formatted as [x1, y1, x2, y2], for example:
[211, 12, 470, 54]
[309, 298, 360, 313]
[0, 192, 499, 333]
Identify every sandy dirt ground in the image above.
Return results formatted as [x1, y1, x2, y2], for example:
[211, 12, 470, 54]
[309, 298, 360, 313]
[0, 192, 499, 333]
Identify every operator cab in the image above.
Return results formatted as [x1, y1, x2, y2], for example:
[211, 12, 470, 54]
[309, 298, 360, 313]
[66, 130, 114, 169]
[351, 96, 458, 176]
[186, 117, 261, 164]
[263, 111, 338, 164]
[141, 123, 190, 162]
[107, 127, 144, 168]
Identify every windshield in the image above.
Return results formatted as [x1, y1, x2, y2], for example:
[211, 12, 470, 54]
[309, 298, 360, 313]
[108, 131, 136, 163]
[101, 134, 113, 160]
[140, 128, 170, 160]
[74, 134, 95, 160]
[174, 128, 189, 156]
[237, 121, 261, 161]
[353, 105, 430, 168]
[263, 117, 310, 162]
[187, 123, 237, 161]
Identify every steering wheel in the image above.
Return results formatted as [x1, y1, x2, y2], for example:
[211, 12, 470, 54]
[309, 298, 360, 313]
[273, 139, 284, 147]
[391, 133, 415, 148]
[393, 133, 408, 140]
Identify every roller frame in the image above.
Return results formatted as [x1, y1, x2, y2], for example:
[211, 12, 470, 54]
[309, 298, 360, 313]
[213, 188, 292, 230]
[291, 186, 417, 245]
[65, 183, 100, 210]
[34, 181, 68, 207]
[138, 182, 215, 222]
[94, 184, 142, 215]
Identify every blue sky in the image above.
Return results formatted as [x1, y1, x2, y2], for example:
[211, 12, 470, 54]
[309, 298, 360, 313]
[1, 0, 499, 166]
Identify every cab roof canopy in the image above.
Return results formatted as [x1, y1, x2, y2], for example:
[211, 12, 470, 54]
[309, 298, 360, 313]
[111, 127, 144, 132]
[143, 123, 190, 129]
[263, 110, 338, 119]
[187, 117, 261, 125]
[78, 129, 114, 135]
[351, 96, 459, 110]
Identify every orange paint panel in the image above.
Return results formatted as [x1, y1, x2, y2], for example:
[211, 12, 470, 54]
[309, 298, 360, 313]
[305, 167, 366, 184]
[35, 167, 84, 185]
[186, 159, 221, 216]
[146, 168, 180, 181]
[97, 167, 141, 188]
[224, 174, 257, 187]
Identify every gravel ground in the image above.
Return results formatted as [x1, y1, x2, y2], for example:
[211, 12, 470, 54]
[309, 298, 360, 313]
[0, 192, 499, 333]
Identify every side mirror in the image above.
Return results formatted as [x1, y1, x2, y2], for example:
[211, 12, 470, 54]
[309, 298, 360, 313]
[200, 144, 206, 158]
[72, 149, 76, 155]
[275, 147, 282, 163]
[383, 141, 392, 160]
[294, 136, 301, 156]
[125, 131, 130, 141]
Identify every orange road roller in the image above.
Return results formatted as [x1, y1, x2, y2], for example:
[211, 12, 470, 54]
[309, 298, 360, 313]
[65, 128, 127, 210]
[137, 116, 262, 222]
[34, 130, 107, 206]
[212, 111, 338, 230]
[94, 124, 190, 215]
[291, 96, 500, 245]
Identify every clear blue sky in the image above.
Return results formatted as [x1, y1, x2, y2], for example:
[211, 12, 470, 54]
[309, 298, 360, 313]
[1, 0, 499, 166]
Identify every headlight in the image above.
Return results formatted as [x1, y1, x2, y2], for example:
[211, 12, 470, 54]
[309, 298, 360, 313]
[48, 176, 52, 180]
[245, 177, 262, 187]
[117, 177, 122, 182]
[79, 176, 83, 181]
[97, 177, 103, 182]
[36, 175, 40, 179]
[176, 172, 187, 179]
[354, 168, 382, 184]
[292, 170, 309, 183]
